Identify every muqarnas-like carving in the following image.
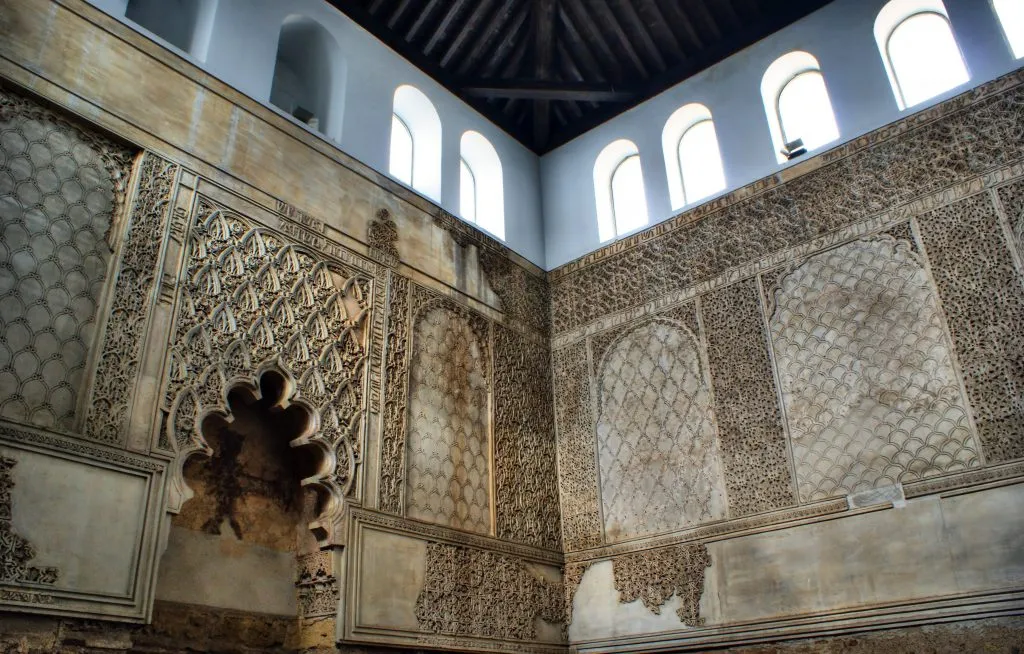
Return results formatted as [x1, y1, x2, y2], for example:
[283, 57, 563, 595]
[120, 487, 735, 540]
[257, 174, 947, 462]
[405, 298, 491, 535]
[770, 237, 980, 502]
[165, 201, 372, 506]
[0, 88, 133, 431]
[493, 324, 562, 551]
[612, 543, 710, 626]
[367, 208, 399, 266]
[0, 455, 59, 585]
[415, 542, 565, 641]
[595, 320, 727, 542]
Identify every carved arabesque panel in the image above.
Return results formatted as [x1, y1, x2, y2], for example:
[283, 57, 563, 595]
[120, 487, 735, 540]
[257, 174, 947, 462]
[770, 237, 980, 502]
[296, 551, 339, 618]
[378, 273, 410, 515]
[165, 201, 372, 513]
[703, 280, 795, 515]
[0, 455, 59, 585]
[415, 542, 565, 642]
[552, 342, 602, 551]
[493, 324, 561, 551]
[0, 89, 132, 431]
[919, 194, 1024, 462]
[405, 299, 491, 535]
[596, 320, 727, 542]
[612, 543, 711, 626]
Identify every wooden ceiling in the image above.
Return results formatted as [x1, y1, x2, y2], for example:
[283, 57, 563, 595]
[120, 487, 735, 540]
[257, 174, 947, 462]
[331, 0, 835, 154]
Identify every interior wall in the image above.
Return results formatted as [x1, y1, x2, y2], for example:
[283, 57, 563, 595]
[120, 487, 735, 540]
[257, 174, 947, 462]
[541, 0, 1018, 269]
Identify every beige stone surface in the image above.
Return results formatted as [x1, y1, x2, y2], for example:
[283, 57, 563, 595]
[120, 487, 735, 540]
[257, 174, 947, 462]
[355, 529, 426, 631]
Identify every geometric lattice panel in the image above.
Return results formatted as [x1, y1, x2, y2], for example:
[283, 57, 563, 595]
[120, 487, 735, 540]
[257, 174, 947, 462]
[0, 110, 116, 430]
[769, 237, 981, 502]
[596, 321, 727, 541]
[406, 305, 491, 535]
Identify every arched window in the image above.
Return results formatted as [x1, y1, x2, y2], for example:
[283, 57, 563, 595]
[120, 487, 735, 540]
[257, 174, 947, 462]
[761, 51, 839, 164]
[390, 85, 442, 201]
[270, 15, 345, 140]
[662, 103, 726, 211]
[594, 140, 649, 242]
[874, 0, 969, 110]
[124, 0, 218, 60]
[993, 0, 1024, 59]
[460, 131, 504, 239]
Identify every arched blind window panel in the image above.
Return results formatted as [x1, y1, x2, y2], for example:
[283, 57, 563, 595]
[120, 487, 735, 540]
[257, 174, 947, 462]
[677, 119, 726, 206]
[460, 158, 477, 224]
[269, 14, 344, 140]
[390, 114, 414, 187]
[993, 0, 1024, 59]
[875, 0, 969, 109]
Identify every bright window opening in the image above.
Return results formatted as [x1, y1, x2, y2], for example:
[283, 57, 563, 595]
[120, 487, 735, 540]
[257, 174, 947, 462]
[994, 0, 1024, 59]
[762, 51, 839, 164]
[594, 140, 649, 242]
[662, 104, 726, 211]
[459, 131, 504, 239]
[875, 0, 969, 110]
[390, 85, 442, 201]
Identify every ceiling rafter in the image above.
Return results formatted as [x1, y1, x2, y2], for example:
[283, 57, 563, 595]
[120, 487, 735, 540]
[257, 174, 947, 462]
[533, 0, 557, 149]
[586, 0, 649, 78]
[559, 0, 625, 82]
[406, 0, 445, 43]
[454, 0, 521, 75]
[609, 0, 669, 72]
[424, 0, 473, 57]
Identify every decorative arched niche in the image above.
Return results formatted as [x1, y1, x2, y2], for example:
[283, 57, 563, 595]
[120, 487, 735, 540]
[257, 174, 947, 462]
[124, 0, 219, 61]
[163, 204, 372, 547]
[594, 318, 728, 542]
[270, 15, 346, 141]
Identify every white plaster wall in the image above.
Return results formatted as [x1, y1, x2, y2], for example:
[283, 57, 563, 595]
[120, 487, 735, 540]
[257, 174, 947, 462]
[541, 0, 1019, 269]
[84, 0, 545, 266]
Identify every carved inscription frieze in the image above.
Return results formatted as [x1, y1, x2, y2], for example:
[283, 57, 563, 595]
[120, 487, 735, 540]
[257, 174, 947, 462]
[415, 542, 565, 642]
[0, 88, 133, 431]
[378, 273, 410, 515]
[612, 543, 710, 626]
[770, 237, 980, 502]
[596, 320, 727, 542]
[164, 200, 373, 511]
[405, 293, 492, 534]
[0, 455, 58, 585]
[493, 324, 561, 551]
[86, 153, 178, 445]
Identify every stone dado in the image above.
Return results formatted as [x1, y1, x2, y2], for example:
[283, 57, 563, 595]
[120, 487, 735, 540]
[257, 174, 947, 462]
[0, 0, 1022, 652]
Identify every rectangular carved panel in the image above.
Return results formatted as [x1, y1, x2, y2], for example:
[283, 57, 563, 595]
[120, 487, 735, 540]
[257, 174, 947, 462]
[493, 324, 562, 551]
[552, 343, 602, 551]
[703, 280, 795, 515]
[918, 193, 1024, 462]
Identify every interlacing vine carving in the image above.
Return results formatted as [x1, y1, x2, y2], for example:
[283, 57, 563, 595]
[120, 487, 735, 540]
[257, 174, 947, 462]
[0, 455, 59, 585]
[164, 200, 372, 516]
[612, 543, 711, 626]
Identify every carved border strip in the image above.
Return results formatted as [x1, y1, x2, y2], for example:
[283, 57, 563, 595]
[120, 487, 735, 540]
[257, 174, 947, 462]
[903, 462, 1024, 498]
[377, 273, 411, 515]
[563, 499, 847, 564]
[350, 508, 563, 566]
[0, 423, 164, 472]
[85, 153, 179, 445]
[548, 67, 1024, 283]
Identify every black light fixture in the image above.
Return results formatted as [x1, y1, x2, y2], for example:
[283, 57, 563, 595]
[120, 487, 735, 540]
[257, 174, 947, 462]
[781, 137, 807, 160]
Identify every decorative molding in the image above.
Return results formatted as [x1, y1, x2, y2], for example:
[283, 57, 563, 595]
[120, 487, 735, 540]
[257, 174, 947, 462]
[0, 424, 163, 472]
[0, 455, 59, 585]
[612, 543, 711, 626]
[903, 462, 1024, 498]
[86, 153, 179, 445]
[367, 208, 399, 267]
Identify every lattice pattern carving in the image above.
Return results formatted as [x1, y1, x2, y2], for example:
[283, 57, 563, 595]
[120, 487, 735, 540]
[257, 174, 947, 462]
[406, 301, 491, 534]
[165, 201, 371, 508]
[998, 180, 1024, 262]
[770, 238, 980, 501]
[378, 273, 410, 515]
[552, 342, 602, 551]
[415, 542, 565, 641]
[612, 543, 710, 626]
[493, 324, 562, 550]
[596, 320, 727, 541]
[86, 153, 178, 445]
[0, 91, 131, 430]
[0, 455, 58, 585]
[703, 280, 795, 515]
[919, 194, 1024, 462]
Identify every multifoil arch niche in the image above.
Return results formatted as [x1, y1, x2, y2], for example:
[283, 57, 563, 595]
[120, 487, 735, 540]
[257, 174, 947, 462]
[163, 200, 373, 546]
[594, 317, 728, 542]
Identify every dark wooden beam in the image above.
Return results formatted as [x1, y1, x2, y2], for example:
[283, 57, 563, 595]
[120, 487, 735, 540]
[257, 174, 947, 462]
[453, 0, 520, 75]
[385, 0, 415, 29]
[675, 0, 719, 45]
[560, 0, 624, 82]
[405, 0, 444, 43]
[478, 5, 530, 77]
[610, 0, 668, 72]
[368, 0, 386, 16]
[424, 0, 472, 56]
[557, 40, 601, 109]
[533, 0, 557, 148]
[586, 0, 649, 77]
[464, 80, 635, 101]
[557, 5, 605, 82]
[637, 0, 688, 60]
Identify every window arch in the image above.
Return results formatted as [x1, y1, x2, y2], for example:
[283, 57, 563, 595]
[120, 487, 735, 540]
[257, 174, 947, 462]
[124, 0, 218, 60]
[993, 0, 1024, 59]
[390, 85, 442, 201]
[761, 51, 839, 164]
[459, 131, 505, 240]
[662, 103, 726, 211]
[594, 140, 649, 243]
[874, 0, 969, 110]
[270, 15, 345, 140]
